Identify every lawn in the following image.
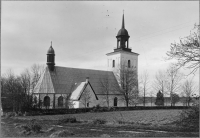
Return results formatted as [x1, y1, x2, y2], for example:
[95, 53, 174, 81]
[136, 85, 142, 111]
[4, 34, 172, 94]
[1, 109, 199, 137]
[16, 109, 182, 125]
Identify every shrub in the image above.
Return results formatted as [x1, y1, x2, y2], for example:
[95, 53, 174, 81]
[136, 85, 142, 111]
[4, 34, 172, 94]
[92, 118, 107, 125]
[117, 120, 127, 124]
[96, 104, 101, 109]
[108, 107, 116, 111]
[91, 105, 101, 112]
[177, 102, 199, 131]
[21, 119, 42, 133]
[58, 116, 77, 124]
[28, 119, 42, 133]
[5, 112, 15, 118]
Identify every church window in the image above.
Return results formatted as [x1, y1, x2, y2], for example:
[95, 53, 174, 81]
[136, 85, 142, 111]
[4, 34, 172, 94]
[58, 96, 63, 107]
[128, 60, 131, 68]
[44, 96, 50, 108]
[114, 97, 118, 106]
[113, 60, 115, 67]
[87, 102, 89, 107]
[47, 56, 49, 62]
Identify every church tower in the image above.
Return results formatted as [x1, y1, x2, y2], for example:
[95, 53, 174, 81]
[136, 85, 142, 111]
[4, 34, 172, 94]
[106, 13, 139, 84]
[47, 42, 55, 71]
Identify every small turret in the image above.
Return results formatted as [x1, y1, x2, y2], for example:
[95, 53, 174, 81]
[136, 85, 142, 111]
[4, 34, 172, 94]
[116, 13, 131, 52]
[47, 42, 55, 71]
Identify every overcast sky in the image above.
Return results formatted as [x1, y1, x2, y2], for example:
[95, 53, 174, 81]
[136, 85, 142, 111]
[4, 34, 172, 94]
[1, 1, 199, 94]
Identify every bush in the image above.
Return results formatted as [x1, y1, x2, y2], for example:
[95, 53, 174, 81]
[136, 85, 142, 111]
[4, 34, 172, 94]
[58, 116, 77, 124]
[91, 105, 113, 112]
[177, 103, 199, 131]
[5, 112, 15, 118]
[92, 118, 107, 125]
[21, 119, 42, 133]
[117, 120, 127, 124]
[91, 105, 101, 112]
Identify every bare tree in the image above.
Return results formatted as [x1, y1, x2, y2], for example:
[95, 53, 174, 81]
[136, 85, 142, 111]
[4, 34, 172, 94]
[99, 73, 119, 107]
[149, 91, 156, 106]
[116, 64, 139, 107]
[100, 75, 111, 107]
[166, 24, 200, 74]
[166, 64, 182, 106]
[181, 79, 196, 106]
[140, 70, 150, 106]
[80, 89, 91, 108]
[153, 70, 168, 105]
[3, 70, 23, 112]
[1, 64, 45, 112]
[20, 69, 32, 110]
[30, 64, 45, 92]
[63, 94, 74, 109]
[171, 93, 180, 106]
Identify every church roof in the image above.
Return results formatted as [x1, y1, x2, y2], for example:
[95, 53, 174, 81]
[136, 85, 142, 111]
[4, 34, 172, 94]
[33, 66, 121, 95]
[47, 46, 55, 54]
[70, 81, 98, 100]
[117, 28, 129, 36]
[70, 82, 86, 100]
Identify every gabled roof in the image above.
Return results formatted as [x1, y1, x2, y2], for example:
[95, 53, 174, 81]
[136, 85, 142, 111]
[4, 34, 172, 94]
[70, 82, 86, 100]
[34, 66, 121, 95]
[70, 81, 98, 100]
[33, 67, 55, 93]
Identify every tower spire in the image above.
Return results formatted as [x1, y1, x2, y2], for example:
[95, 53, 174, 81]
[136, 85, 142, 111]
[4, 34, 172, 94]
[47, 42, 55, 71]
[122, 11, 125, 29]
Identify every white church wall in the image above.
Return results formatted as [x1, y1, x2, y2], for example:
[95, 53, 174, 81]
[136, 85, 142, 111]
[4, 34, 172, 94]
[107, 52, 138, 72]
[54, 94, 68, 108]
[121, 52, 138, 70]
[39, 94, 54, 109]
[72, 101, 80, 108]
[107, 53, 121, 72]
[78, 84, 98, 108]
[107, 51, 138, 90]
[96, 95, 125, 107]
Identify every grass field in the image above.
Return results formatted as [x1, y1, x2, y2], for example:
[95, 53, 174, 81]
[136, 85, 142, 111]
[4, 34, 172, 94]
[1, 109, 199, 137]
[16, 109, 182, 125]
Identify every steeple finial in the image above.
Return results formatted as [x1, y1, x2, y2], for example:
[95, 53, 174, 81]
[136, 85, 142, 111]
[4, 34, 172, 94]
[122, 11, 125, 29]
[51, 41, 52, 47]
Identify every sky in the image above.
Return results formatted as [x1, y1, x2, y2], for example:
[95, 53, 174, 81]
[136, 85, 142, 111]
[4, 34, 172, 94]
[1, 1, 199, 95]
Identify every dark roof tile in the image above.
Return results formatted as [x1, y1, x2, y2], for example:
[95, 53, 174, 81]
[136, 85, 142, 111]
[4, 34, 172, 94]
[34, 66, 121, 95]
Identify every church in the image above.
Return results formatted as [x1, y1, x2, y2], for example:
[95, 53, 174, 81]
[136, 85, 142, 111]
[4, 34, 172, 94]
[33, 14, 139, 109]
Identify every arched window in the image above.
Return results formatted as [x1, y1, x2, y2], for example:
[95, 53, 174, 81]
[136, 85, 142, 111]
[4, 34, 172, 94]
[58, 96, 63, 107]
[114, 97, 118, 107]
[113, 60, 115, 68]
[44, 96, 50, 108]
[128, 60, 131, 68]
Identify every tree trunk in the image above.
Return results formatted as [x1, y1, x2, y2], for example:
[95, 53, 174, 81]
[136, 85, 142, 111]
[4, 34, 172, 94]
[126, 100, 129, 107]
